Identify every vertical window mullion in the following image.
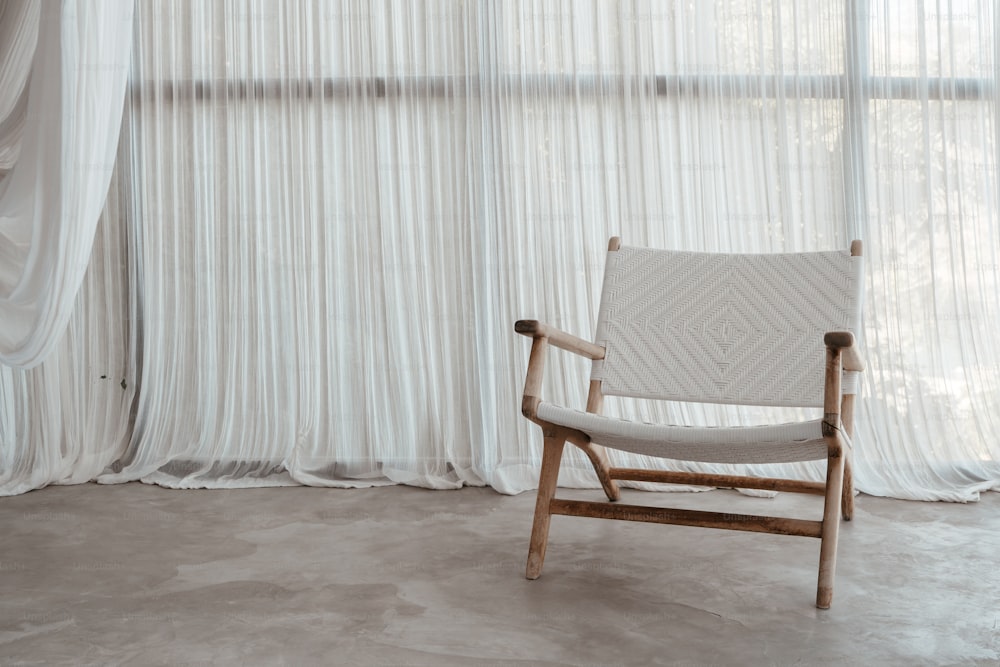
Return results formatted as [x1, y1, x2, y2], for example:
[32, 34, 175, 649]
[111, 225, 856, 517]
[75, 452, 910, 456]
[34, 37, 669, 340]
[843, 0, 871, 242]
[993, 3, 1000, 224]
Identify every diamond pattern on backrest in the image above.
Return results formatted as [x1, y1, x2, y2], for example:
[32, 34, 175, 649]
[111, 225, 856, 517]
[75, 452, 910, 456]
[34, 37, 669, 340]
[590, 246, 864, 407]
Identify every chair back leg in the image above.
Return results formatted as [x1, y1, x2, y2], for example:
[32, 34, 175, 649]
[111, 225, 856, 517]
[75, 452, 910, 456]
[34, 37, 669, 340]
[526, 435, 566, 579]
[841, 455, 855, 521]
[567, 437, 620, 502]
[840, 394, 857, 521]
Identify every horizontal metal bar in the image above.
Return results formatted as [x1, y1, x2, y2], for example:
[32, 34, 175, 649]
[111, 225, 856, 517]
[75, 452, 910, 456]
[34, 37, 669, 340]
[127, 74, 995, 103]
[549, 498, 824, 538]
[609, 468, 827, 495]
[866, 76, 994, 101]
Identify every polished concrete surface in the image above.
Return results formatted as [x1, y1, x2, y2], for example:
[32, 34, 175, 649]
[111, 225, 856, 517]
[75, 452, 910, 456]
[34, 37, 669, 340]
[2, 482, 998, 666]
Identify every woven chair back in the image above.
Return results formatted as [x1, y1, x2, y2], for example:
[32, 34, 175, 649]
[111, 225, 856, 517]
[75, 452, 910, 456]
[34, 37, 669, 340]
[591, 245, 864, 407]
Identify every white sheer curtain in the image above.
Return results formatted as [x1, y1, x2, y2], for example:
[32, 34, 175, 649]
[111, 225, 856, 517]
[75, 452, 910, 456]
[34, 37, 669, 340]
[859, 0, 1000, 499]
[2, 0, 998, 500]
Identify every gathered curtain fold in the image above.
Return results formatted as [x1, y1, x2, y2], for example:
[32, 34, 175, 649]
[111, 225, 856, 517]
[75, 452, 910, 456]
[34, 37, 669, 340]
[0, 0, 134, 369]
[0, 0, 39, 173]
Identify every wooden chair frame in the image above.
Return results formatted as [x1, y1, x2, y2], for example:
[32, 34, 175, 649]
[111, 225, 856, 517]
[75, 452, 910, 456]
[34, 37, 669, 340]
[515, 238, 865, 609]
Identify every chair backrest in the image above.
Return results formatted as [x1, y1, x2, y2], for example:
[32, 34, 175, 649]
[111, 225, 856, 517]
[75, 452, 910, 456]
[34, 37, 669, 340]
[591, 241, 864, 408]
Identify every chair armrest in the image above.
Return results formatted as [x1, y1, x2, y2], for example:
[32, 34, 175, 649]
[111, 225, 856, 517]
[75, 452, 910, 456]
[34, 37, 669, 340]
[822, 331, 865, 440]
[515, 320, 604, 420]
[514, 320, 605, 360]
[823, 331, 866, 372]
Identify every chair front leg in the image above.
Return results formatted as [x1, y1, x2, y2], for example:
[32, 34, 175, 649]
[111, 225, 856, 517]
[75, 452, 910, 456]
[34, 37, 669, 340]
[526, 434, 566, 580]
[816, 440, 846, 609]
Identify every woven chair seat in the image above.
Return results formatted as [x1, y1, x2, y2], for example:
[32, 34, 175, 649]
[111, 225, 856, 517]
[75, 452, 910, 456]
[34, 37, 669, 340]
[536, 402, 836, 464]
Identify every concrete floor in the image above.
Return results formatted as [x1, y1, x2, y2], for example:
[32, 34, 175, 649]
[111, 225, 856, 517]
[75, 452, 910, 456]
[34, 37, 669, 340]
[1, 482, 998, 666]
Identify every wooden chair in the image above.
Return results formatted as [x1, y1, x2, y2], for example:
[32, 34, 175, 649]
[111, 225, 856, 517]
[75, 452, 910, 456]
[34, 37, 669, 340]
[515, 237, 865, 608]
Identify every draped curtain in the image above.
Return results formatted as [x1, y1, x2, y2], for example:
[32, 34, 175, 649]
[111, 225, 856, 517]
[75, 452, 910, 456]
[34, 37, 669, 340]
[2, 0, 998, 501]
[0, 0, 38, 175]
[0, 0, 133, 368]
